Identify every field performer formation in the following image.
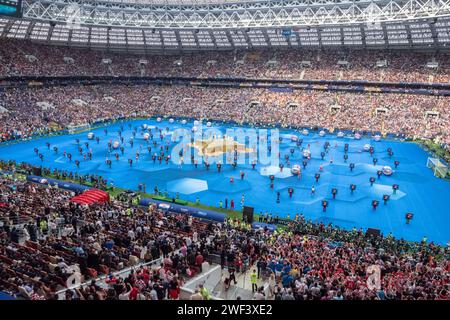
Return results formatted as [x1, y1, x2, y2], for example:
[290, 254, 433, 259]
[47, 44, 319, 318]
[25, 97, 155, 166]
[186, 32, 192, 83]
[1, 118, 449, 245]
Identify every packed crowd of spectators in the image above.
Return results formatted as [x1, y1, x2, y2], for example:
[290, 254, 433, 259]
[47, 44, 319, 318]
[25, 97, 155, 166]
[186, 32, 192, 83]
[0, 39, 448, 300]
[265, 220, 449, 300]
[0, 167, 448, 300]
[0, 167, 216, 300]
[1, 85, 448, 145]
[1, 39, 449, 83]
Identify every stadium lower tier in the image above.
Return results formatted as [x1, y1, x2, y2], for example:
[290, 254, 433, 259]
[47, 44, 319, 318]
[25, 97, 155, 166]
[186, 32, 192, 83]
[0, 84, 449, 145]
[0, 163, 448, 301]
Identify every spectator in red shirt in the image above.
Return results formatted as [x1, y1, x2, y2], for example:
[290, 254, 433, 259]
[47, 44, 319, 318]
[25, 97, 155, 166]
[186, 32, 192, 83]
[195, 252, 204, 272]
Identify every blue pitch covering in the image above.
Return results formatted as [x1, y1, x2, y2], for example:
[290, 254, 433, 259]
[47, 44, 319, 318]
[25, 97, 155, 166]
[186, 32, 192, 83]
[0, 291, 15, 300]
[1, 118, 449, 244]
[139, 198, 226, 222]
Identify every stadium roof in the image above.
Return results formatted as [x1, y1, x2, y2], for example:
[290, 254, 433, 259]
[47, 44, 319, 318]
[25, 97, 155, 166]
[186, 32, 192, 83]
[84, 0, 269, 4]
[22, 0, 450, 28]
[0, 0, 448, 52]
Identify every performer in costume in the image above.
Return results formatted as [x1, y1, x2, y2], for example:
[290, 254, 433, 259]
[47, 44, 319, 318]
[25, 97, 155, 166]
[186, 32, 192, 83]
[372, 200, 379, 210]
[331, 188, 338, 199]
[322, 200, 328, 212]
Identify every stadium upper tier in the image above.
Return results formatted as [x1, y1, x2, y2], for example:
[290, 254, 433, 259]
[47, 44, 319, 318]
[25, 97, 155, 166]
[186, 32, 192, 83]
[0, 39, 449, 84]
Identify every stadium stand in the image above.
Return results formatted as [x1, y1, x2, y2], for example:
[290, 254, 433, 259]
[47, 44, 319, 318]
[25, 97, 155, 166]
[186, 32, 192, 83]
[0, 0, 449, 302]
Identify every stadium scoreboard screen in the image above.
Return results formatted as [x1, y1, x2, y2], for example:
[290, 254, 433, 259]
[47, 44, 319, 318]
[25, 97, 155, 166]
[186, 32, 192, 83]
[0, 0, 22, 17]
